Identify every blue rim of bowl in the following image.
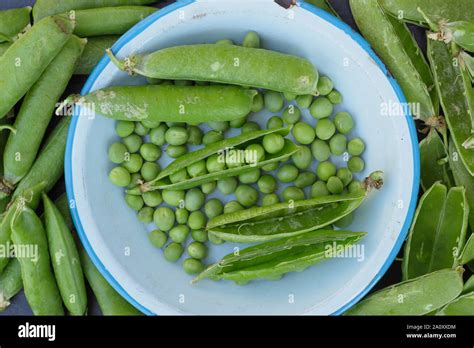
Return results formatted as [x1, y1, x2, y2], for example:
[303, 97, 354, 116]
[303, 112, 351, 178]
[65, 0, 420, 316]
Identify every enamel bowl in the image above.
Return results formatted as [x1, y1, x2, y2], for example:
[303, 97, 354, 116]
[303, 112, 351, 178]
[65, 0, 419, 315]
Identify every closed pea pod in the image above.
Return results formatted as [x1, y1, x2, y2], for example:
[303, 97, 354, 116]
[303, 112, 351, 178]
[0, 7, 31, 43]
[74, 35, 119, 75]
[0, 258, 22, 312]
[436, 292, 474, 315]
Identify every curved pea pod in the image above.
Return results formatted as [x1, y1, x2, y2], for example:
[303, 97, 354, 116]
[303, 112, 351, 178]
[463, 275, 474, 294]
[459, 234, 474, 266]
[419, 129, 453, 191]
[427, 36, 474, 175]
[193, 229, 366, 285]
[435, 291, 474, 315]
[379, 0, 474, 26]
[0, 15, 75, 118]
[0, 258, 22, 312]
[62, 85, 257, 123]
[349, 0, 436, 122]
[2, 36, 86, 192]
[33, 0, 157, 22]
[10, 205, 64, 315]
[42, 193, 87, 316]
[107, 44, 319, 95]
[304, 0, 339, 18]
[79, 247, 142, 315]
[402, 183, 469, 280]
[74, 35, 119, 75]
[0, 7, 31, 43]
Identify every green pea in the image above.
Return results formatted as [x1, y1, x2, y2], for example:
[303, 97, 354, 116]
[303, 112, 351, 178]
[229, 116, 247, 128]
[162, 189, 184, 207]
[329, 134, 347, 155]
[115, 121, 135, 138]
[170, 168, 189, 184]
[235, 185, 259, 207]
[201, 181, 217, 194]
[223, 200, 244, 214]
[295, 94, 313, 109]
[141, 118, 161, 129]
[283, 92, 297, 101]
[175, 208, 189, 224]
[262, 133, 285, 154]
[262, 162, 279, 172]
[291, 146, 312, 169]
[108, 142, 129, 164]
[327, 90, 343, 104]
[216, 38, 234, 45]
[140, 143, 161, 162]
[206, 154, 226, 173]
[348, 156, 365, 173]
[217, 177, 238, 195]
[277, 164, 299, 183]
[187, 241, 207, 259]
[295, 172, 317, 188]
[282, 186, 305, 201]
[245, 143, 266, 163]
[327, 176, 344, 194]
[188, 211, 206, 230]
[311, 180, 330, 197]
[142, 191, 163, 207]
[127, 172, 142, 189]
[337, 167, 353, 187]
[310, 97, 333, 119]
[134, 122, 149, 136]
[282, 105, 301, 124]
[182, 258, 204, 274]
[334, 212, 354, 228]
[209, 121, 229, 132]
[140, 161, 160, 181]
[241, 121, 261, 134]
[251, 93, 264, 113]
[348, 180, 363, 193]
[316, 161, 337, 181]
[334, 112, 354, 134]
[150, 124, 168, 146]
[154, 207, 175, 232]
[164, 243, 184, 263]
[315, 119, 336, 140]
[203, 130, 224, 145]
[264, 90, 284, 112]
[239, 168, 261, 184]
[191, 229, 208, 242]
[262, 193, 279, 206]
[108, 166, 131, 187]
[184, 188, 205, 211]
[166, 145, 187, 158]
[187, 160, 207, 178]
[204, 198, 223, 219]
[347, 138, 365, 156]
[208, 232, 225, 245]
[266, 116, 284, 129]
[125, 194, 143, 211]
[316, 76, 334, 96]
[292, 122, 315, 144]
[148, 229, 167, 249]
[123, 134, 142, 153]
[169, 225, 190, 243]
[187, 126, 203, 145]
[243, 31, 261, 48]
[311, 139, 331, 162]
[257, 174, 277, 193]
[123, 153, 143, 173]
[137, 206, 154, 223]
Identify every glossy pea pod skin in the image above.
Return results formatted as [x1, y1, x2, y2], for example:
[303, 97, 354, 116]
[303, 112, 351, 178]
[42, 193, 87, 316]
[345, 268, 464, 315]
[68, 85, 256, 123]
[349, 0, 436, 122]
[436, 291, 474, 315]
[10, 205, 64, 315]
[74, 35, 119, 75]
[193, 230, 366, 285]
[33, 0, 157, 22]
[0, 7, 31, 42]
[0, 15, 75, 119]
[2, 36, 86, 190]
[0, 258, 22, 312]
[70, 6, 157, 37]
[107, 44, 319, 95]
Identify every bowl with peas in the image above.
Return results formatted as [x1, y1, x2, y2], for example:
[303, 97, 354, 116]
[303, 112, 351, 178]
[66, 0, 419, 315]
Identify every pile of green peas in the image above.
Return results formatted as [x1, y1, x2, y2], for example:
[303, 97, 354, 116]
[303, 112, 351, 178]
[107, 31, 367, 275]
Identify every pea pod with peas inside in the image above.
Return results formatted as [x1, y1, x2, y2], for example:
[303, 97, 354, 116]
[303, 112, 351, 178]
[402, 182, 469, 280]
[0, 7, 31, 43]
[193, 229, 366, 285]
[106, 44, 319, 95]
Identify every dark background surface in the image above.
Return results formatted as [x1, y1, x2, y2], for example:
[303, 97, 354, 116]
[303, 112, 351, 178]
[0, 0, 426, 316]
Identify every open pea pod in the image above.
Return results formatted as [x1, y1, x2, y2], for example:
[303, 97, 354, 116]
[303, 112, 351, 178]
[402, 182, 469, 280]
[345, 268, 464, 315]
[193, 229, 366, 285]
[436, 291, 474, 315]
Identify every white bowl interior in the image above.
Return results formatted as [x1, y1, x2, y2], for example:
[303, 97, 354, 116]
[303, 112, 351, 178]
[67, 0, 418, 314]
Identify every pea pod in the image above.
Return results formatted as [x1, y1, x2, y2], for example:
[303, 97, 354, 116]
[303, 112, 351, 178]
[0, 42, 11, 56]
[437, 21, 474, 53]
[0, 15, 75, 119]
[435, 291, 474, 315]
[62, 85, 257, 123]
[427, 36, 474, 175]
[54, 193, 74, 231]
[0, 7, 31, 42]
[1, 36, 86, 193]
[106, 44, 319, 95]
[193, 229, 366, 285]
[402, 183, 469, 280]
[0, 258, 22, 312]
[74, 35, 119, 75]
[460, 234, 474, 265]
[10, 205, 64, 315]
[345, 268, 464, 315]
[460, 51, 474, 84]
[33, 0, 157, 22]
[463, 275, 474, 294]
[349, 0, 436, 122]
